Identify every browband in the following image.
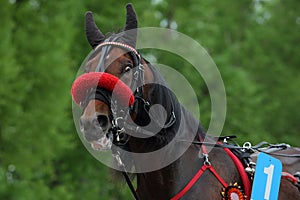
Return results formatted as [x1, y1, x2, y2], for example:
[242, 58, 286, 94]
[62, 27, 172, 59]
[95, 41, 139, 56]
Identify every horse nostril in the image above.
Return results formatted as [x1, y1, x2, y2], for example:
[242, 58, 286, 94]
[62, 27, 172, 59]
[97, 115, 109, 130]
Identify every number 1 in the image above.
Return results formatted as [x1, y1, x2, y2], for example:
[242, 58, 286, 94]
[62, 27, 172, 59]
[263, 164, 274, 200]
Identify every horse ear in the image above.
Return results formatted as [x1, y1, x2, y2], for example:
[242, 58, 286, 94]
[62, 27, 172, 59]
[85, 11, 105, 49]
[123, 3, 138, 48]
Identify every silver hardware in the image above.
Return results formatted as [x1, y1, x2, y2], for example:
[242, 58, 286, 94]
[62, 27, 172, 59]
[223, 136, 231, 143]
[203, 153, 211, 166]
[113, 117, 123, 127]
[245, 166, 255, 175]
[243, 142, 252, 150]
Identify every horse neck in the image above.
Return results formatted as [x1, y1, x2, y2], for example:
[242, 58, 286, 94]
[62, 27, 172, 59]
[128, 63, 222, 198]
[133, 132, 242, 200]
[136, 145, 202, 199]
[131, 107, 208, 199]
[137, 115, 210, 200]
[130, 101, 241, 200]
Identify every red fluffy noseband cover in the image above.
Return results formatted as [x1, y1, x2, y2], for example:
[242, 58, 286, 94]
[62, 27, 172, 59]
[71, 72, 135, 107]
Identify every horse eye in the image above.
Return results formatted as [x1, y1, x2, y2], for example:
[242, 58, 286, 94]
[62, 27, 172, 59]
[124, 65, 132, 73]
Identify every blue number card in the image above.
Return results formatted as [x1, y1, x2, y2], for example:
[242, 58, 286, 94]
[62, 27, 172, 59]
[251, 152, 282, 200]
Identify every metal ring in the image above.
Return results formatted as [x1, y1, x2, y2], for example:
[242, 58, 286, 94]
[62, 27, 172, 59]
[243, 142, 252, 149]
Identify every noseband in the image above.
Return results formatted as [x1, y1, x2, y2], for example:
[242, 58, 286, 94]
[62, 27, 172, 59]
[87, 38, 146, 146]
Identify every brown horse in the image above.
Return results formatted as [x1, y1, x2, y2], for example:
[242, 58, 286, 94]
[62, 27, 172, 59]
[72, 4, 300, 200]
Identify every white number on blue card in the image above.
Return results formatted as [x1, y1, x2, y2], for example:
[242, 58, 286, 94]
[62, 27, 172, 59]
[251, 152, 282, 200]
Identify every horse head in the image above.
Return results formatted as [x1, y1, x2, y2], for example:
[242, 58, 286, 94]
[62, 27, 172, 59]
[72, 4, 155, 151]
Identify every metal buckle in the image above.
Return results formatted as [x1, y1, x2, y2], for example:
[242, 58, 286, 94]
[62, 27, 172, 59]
[203, 153, 211, 166]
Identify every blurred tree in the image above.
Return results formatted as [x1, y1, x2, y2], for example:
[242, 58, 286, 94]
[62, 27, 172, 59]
[241, 0, 300, 143]
[147, 0, 266, 142]
[0, 1, 25, 197]
[149, 0, 299, 145]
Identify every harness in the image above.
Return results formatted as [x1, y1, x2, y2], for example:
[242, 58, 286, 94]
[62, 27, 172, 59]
[170, 136, 251, 200]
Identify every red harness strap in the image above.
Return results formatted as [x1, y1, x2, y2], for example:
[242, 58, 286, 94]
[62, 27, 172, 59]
[171, 140, 228, 200]
[282, 172, 299, 185]
[170, 164, 228, 200]
[223, 147, 251, 200]
[170, 141, 252, 200]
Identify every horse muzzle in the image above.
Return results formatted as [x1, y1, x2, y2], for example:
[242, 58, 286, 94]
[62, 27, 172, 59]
[90, 135, 113, 151]
[80, 114, 113, 151]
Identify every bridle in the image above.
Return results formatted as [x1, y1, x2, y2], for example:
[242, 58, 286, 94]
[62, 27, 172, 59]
[83, 37, 176, 146]
[86, 37, 145, 143]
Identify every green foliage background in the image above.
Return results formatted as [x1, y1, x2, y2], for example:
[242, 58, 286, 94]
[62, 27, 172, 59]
[0, 0, 299, 199]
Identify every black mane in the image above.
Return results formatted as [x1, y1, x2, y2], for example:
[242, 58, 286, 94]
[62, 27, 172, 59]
[112, 59, 206, 174]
